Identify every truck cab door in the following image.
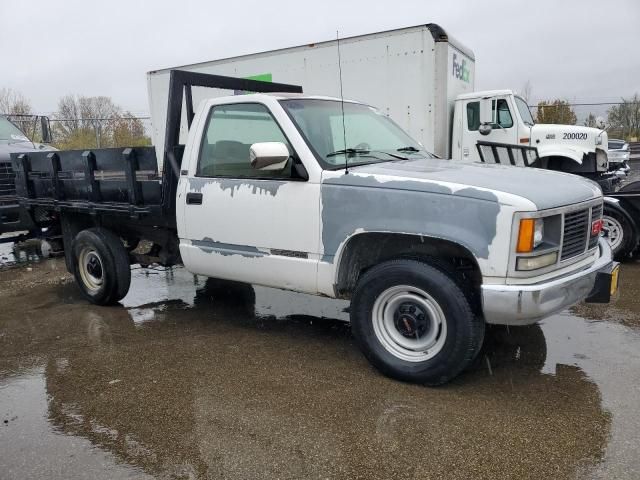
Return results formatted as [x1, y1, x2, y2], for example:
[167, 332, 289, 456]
[462, 97, 518, 162]
[178, 101, 320, 293]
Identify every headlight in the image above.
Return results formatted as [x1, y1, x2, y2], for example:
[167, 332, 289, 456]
[516, 218, 544, 253]
[514, 214, 562, 272]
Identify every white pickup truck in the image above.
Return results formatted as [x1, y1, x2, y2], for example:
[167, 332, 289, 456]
[11, 71, 618, 386]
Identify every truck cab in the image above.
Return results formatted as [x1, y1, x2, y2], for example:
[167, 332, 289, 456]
[452, 90, 609, 175]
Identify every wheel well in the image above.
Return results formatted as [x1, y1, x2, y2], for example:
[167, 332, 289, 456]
[335, 233, 483, 312]
[539, 154, 594, 174]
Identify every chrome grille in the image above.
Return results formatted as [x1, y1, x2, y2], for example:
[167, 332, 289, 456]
[589, 204, 603, 249]
[561, 209, 589, 260]
[0, 162, 16, 197]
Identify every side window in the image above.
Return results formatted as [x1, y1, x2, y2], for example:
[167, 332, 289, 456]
[197, 103, 292, 178]
[466, 102, 480, 131]
[493, 99, 513, 128]
[466, 99, 513, 131]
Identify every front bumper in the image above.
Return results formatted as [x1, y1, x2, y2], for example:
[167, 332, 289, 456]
[481, 238, 617, 325]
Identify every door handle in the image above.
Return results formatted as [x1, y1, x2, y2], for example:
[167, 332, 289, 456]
[186, 192, 203, 205]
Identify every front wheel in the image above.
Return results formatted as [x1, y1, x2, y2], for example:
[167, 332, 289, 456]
[602, 206, 636, 261]
[350, 259, 484, 386]
[72, 228, 131, 305]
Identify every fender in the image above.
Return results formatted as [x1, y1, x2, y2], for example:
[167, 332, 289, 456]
[536, 144, 593, 165]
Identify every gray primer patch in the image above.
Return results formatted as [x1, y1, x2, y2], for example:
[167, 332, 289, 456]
[321, 173, 500, 261]
[192, 237, 264, 258]
[352, 158, 600, 210]
[187, 177, 285, 197]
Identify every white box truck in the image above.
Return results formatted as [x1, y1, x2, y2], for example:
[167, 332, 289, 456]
[147, 23, 608, 174]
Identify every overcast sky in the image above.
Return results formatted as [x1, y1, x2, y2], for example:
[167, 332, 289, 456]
[1, 0, 639, 116]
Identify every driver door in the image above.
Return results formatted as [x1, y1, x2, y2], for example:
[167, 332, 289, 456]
[462, 97, 518, 162]
[179, 102, 320, 293]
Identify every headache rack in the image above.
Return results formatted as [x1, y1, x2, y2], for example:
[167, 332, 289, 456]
[11, 70, 303, 227]
[476, 141, 540, 167]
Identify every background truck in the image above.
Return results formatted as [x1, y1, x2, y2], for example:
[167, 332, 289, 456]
[0, 114, 54, 239]
[11, 70, 617, 386]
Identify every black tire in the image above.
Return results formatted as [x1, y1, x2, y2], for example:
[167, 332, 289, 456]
[71, 227, 131, 305]
[602, 206, 636, 261]
[350, 259, 485, 386]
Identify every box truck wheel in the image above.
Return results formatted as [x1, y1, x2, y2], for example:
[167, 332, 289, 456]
[72, 228, 131, 305]
[602, 206, 635, 261]
[350, 259, 484, 386]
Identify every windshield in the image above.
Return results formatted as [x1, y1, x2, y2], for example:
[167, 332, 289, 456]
[514, 96, 535, 126]
[0, 116, 30, 143]
[279, 99, 433, 169]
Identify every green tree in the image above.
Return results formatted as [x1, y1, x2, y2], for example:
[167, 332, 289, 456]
[607, 94, 640, 141]
[535, 99, 577, 125]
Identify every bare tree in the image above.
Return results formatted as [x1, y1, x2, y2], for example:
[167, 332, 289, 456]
[583, 113, 597, 128]
[520, 80, 533, 104]
[0, 88, 32, 115]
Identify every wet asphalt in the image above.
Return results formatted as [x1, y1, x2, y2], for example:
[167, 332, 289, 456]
[0, 255, 639, 480]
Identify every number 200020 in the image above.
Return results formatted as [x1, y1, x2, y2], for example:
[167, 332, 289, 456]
[563, 132, 588, 140]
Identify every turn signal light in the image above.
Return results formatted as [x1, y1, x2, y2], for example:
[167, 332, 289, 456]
[517, 219, 535, 253]
[519, 137, 530, 144]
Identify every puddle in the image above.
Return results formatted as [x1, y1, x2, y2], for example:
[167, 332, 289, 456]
[1, 260, 639, 479]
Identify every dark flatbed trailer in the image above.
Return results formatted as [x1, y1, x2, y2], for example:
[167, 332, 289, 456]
[10, 70, 303, 271]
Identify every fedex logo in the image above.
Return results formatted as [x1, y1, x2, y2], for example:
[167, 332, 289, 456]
[452, 53, 471, 83]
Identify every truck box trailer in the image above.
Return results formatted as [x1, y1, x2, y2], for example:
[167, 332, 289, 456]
[147, 24, 474, 163]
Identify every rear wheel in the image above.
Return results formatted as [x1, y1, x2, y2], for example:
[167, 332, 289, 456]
[602, 206, 635, 261]
[72, 228, 131, 305]
[350, 259, 484, 386]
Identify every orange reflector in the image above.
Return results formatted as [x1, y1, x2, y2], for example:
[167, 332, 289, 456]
[519, 137, 530, 144]
[517, 219, 535, 253]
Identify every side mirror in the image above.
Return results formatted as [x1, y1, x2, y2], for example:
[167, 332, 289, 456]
[479, 124, 492, 136]
[479, 98, 495, 135]
[479, 98, 495, 124]
[250, 142, 290, 170]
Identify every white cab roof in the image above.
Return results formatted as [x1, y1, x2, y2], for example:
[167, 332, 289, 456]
[455, 89, 515, 101]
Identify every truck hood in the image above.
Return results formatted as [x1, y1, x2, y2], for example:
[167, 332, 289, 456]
[529, 124, 607, 165]
[327, 158, 601, 211]
[0, 141, 56, 163]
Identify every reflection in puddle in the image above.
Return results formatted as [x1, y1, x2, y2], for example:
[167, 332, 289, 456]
[0, 369, 152, 480]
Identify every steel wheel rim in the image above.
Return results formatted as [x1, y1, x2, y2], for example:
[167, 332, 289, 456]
[78, 247, 104, 292]
[372, 285, 447, 362]
[602, 215, 623, 251]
